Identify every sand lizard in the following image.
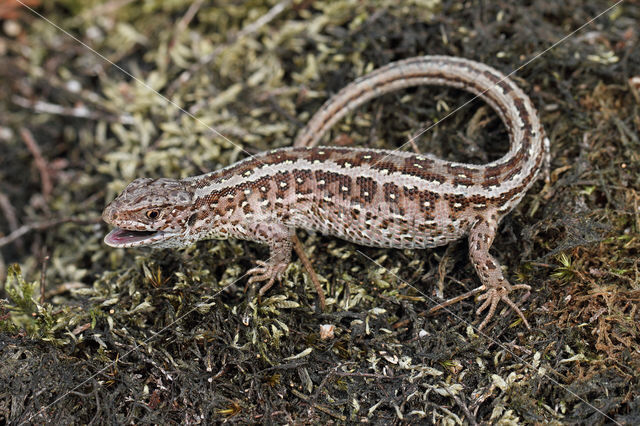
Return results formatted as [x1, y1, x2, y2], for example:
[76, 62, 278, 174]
[102, 56, 550, 329]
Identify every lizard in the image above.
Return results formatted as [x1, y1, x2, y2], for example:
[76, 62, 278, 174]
[102, 56, 550, 329]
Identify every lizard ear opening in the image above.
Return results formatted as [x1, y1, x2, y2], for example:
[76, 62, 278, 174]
[187, 213, 198, 227]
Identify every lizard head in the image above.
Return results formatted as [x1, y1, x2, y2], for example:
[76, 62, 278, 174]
[102, 178, 195, 248]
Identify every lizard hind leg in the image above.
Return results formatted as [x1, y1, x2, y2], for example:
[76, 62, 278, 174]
[467, 214, 531, 330]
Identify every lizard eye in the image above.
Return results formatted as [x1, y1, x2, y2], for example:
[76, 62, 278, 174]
[146, 210, 159, 220]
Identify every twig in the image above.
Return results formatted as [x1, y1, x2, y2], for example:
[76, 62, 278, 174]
[291, 234, 326, 310]
[171, 0, 204, 47]
[0, 191, 19, 232]
[11, 58, 122, 115]
[426, 286, 484, 315]
[19, 128, 53, 202]
[40, 251, 49, 304]
[289, 388, 346, 421]
[0, 254, 6, 293]
[327, 370, 404, 379]
[0, 217, 101, 248]
[407, 127, 423, 154]
[451, 394, 478, 426]
[13, 95, 135, 124]
[0, 191, 21, 251]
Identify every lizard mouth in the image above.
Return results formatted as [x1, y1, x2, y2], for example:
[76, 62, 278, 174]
[104, 228, 168, 247]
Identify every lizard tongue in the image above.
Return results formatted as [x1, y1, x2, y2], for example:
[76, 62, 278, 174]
[104, 228, 158, 247]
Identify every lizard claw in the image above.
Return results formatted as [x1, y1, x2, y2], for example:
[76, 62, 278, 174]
[247, 260, 288, 297]
[476, 283, 531, 330]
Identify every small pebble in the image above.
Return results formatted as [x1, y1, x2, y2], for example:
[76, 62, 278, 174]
[319, 324, 335, 340]
[66, 80, 82, 93]
[3, 20, 21, 37]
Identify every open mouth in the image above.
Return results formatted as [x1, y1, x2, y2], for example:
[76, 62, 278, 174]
[104, 228, 167, 247]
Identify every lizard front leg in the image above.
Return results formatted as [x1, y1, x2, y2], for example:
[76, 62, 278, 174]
[244, 222, 293, 297]
[468, 213, 531, 330]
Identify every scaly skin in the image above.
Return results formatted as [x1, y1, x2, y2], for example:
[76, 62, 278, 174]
[103, 56, 549, 329]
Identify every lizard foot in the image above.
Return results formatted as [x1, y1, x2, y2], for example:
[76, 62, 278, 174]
[476, 282, 531, 330]
[247, 260, 288, 297]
